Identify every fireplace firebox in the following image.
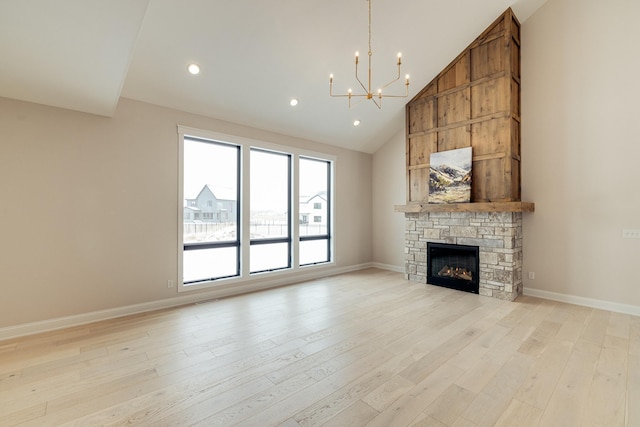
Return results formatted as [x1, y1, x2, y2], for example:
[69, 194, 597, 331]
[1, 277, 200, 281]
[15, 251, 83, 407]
[427, 242, 480, 294]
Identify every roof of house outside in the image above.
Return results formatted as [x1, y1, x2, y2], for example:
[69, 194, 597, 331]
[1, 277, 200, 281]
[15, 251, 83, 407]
[187, 184, 237, 201]
[299, 191, 327, 204]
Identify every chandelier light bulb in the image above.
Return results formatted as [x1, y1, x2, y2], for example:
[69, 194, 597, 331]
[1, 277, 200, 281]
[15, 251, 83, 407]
[290, 98, 299, 106]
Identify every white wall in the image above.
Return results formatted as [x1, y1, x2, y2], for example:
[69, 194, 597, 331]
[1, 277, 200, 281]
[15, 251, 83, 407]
[371, 0, 640, 313]
[0, 97, 372, 330]
[521, 0, 640, 310]
[522, 0, 640, 307]
[372, 129, 406, 271]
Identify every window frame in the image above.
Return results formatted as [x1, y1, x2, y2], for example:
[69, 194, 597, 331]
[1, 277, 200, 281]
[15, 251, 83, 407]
[299, 157, 332, 266]
[249, 147, 292, 274]
[177, 126, 335, 292]
[181, 136, 241, 284]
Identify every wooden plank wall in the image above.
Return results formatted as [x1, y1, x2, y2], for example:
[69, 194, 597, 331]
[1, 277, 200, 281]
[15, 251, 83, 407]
[406, 8, 521, 203]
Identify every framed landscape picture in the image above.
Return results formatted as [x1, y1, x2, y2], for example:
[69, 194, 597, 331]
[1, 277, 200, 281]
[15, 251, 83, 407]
[429, 147, 472, 204]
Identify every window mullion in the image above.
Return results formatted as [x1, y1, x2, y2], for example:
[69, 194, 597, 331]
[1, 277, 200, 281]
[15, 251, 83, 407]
[241, 144, 251, 278]
[292, 154, 300, 269]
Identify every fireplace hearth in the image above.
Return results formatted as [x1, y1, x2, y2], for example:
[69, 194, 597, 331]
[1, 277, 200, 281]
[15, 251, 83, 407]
[427, 242, 479, 294]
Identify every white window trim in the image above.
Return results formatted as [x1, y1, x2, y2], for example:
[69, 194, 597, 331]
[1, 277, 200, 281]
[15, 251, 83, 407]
[177, 125, 336, 293]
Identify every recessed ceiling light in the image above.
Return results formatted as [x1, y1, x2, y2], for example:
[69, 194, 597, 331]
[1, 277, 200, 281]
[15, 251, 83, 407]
[187, 63, 200, 75]
[353, 120, 361, 126]
[290, 98, 299, 107]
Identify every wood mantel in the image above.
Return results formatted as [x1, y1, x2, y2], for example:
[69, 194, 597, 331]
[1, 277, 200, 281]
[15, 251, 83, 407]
[394, 201, 534, 213]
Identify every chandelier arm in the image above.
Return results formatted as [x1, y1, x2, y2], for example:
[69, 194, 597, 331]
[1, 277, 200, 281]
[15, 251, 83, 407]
[330, 78, 369, 98]
[373, 84, 409, 98]
[330, 93, 369, 98]
[381, 76, 401, 90]
[331, 93, 369, 98]
[380, 62, 402, 90]
[354, 61, 369, 94]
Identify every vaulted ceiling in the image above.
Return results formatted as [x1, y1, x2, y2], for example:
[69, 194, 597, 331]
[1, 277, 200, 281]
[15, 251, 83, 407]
[0, 0, 547, 153]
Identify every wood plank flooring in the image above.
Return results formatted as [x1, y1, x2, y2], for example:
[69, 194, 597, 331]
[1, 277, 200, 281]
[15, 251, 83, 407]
[0, 268, 637, 426]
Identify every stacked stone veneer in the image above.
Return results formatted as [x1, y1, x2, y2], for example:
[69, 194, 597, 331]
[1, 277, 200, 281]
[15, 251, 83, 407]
[405, 211, 523, 301]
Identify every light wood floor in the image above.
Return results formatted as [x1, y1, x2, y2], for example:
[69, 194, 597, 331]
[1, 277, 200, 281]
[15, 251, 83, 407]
[1, 268, 638, 426]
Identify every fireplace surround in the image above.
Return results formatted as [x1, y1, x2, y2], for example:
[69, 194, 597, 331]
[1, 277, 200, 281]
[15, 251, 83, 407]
[404, 211, 523, 301]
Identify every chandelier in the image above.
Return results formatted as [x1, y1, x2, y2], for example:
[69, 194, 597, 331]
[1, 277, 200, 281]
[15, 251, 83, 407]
[329, 0, 410, 109]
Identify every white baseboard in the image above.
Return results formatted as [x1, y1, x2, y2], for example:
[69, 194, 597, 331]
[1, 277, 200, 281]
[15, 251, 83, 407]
[0, 263, 374, 341]
[21, 265, 636, 342]
[524, 287, 640, 317]
[370, 262, 404, 273]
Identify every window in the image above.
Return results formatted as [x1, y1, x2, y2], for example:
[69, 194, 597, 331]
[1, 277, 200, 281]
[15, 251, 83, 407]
[250, 149, 291, 273]
[299, 157, 331, 265]
[182, 137, 240, 283]
[179, 127, 334, 290]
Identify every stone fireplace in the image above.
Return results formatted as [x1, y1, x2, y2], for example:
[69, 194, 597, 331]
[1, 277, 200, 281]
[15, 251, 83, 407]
[396, 8, 532, 302]
[404, 211, 523, 301]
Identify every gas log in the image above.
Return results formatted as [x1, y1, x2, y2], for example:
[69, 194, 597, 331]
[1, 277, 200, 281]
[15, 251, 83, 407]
[437, 265, 473, 281]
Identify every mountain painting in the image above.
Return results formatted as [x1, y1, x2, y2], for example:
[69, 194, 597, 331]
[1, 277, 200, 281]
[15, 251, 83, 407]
[429, 147, 472, 204]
